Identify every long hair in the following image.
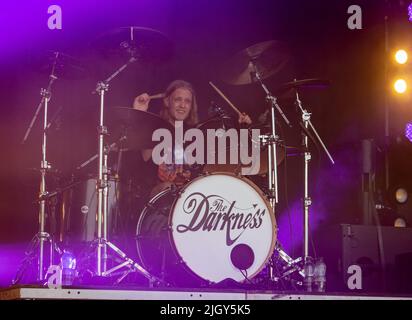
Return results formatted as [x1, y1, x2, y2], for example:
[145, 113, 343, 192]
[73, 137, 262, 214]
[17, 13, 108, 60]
[160, 80, 199, 126]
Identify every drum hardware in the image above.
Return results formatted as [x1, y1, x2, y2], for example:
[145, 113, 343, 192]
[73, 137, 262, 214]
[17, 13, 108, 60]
[76, 135, 128, 171]
[38, 179, 83, 202]
[14, 52, 63, 284]
[220, 40, 291, 202]
[30, 50, 88, 80]
[254, 62, 290, 207]
[221, 40, 333, 291]
[208, 101, 226, 118]
[87, 27, 173, 286]
[292, 82, 334, 290]
[261, 79, 334, 290]
[170, 185, 182, 198]
[13, 32, 335, 291]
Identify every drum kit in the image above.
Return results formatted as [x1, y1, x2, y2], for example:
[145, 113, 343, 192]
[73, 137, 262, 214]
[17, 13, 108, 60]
[14, 27, 334, 291]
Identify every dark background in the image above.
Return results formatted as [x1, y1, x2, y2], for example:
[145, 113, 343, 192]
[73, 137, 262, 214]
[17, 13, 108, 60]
[0, 0, 411, 252]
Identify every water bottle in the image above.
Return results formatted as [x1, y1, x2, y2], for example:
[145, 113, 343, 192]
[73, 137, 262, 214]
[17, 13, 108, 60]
[314, 257, 327, 292]
[303, 257, 315, 292]
[60, 250, 77, 286]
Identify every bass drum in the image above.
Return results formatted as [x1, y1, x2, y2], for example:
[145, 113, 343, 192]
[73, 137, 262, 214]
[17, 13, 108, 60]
[136, 172, 277, 287]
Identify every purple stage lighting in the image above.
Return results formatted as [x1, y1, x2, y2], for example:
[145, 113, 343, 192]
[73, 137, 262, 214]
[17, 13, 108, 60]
[409, 2, 412, 22]
[405, 122, 412, 142]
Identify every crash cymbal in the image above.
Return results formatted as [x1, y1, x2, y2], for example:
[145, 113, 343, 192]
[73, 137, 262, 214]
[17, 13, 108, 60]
[107, 107, 173, 150]
[221, 40, 289, 85]
[276, 78, 330, 94]
[92, 26, 173, 63]
[32, 51, 88, 80]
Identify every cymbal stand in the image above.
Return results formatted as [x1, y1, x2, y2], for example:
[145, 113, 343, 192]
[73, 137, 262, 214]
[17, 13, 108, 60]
[294, 88, 334, 291]
[15, 52, 60, 283]
[93, 55, 161, 285]
[252, 63, 290, 208]
[250, 63, 307, 286]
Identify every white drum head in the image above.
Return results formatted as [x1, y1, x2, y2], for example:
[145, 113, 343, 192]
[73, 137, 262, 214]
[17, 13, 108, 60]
[170, 173, 276, 283]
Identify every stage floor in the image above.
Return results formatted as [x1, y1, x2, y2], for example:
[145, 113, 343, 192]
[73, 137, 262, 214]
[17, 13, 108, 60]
[1, 286, 412, 300]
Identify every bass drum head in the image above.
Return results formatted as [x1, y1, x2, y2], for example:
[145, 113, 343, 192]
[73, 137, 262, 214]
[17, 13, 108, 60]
[170, 172, 277, 284]
[136, 173, 277, 287]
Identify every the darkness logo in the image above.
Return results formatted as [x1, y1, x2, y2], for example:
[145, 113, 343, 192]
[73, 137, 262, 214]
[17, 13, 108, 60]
[176, 192, 266, 246]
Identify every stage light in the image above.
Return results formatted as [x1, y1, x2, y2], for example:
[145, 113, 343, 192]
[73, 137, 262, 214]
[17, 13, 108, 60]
[394, 79, 408, 94]
[405, 123, 412, 142]
[394, 217, 407, 227]
[395, 187, 409, 203]
[395, 49, 408, 64]
[408, 2, 412, 22]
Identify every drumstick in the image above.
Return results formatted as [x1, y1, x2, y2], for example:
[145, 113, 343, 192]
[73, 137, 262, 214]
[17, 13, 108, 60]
[149, 93, 165, 100]
[209, 81, 242, 116]
[136, 93, 165, 105]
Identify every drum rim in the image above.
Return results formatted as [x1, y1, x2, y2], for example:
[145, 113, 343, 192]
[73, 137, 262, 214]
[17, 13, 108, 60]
[136, 188, 170, 272]
[136, 188, 208, 285]
[167, 171, 277, 284]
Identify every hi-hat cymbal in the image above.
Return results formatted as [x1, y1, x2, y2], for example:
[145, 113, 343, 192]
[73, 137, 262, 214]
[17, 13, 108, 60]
[32, 51, 88, 80]
[276, 78, 330, 94]
[92, 26, 173, 63]
[221, 40, 289, 85]
[107, 107, 173, 150]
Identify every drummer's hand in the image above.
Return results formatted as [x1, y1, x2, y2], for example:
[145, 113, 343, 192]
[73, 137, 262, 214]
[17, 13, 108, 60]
[133, 93, 150, 111]
[238, 112, 252, 125]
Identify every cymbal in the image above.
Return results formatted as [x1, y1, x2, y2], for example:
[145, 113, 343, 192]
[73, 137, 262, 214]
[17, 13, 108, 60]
[221, 40, 289, 85]
[276, 78, 330, 94]
[92, 26, 173, 63]
[107, 107, 173, 150]
[32, 51, 88, 79]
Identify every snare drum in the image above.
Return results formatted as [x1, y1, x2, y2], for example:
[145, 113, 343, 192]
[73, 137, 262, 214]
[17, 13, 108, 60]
[136, 172, 276, 286]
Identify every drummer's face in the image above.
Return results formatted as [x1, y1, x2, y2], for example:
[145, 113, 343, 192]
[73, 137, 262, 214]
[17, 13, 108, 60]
[165, 87, 193, 122]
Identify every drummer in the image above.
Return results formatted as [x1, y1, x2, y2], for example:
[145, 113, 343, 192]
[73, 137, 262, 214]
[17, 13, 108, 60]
[133, 79, 252, 194]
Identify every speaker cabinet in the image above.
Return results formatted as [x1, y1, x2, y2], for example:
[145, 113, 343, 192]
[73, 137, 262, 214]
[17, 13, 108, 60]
[315, 224, 412, 293]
